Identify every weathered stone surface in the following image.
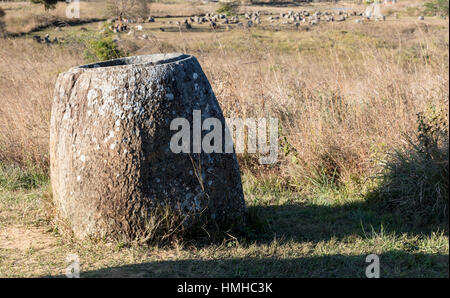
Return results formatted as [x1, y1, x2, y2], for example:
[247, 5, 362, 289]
[50, 53, 246, 240]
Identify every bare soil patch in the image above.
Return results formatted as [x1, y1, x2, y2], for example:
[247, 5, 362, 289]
[0, 225, 56, 252]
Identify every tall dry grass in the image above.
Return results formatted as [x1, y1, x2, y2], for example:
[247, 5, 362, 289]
[199, 23, 449, 187]
[0, 15, 448, 190]
[0, 39, 83, 169]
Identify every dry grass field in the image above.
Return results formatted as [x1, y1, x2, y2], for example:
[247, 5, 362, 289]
[0, 0, 448, 277]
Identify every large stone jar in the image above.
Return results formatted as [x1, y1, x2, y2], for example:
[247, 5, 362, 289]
[50, 53, 246, 240]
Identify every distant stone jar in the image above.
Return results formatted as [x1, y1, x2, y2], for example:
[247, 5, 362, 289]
[50, 53, 246, 240]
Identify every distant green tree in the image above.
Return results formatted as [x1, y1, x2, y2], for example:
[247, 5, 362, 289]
[30, 0, 58, 11]
[106, 0, 152, 20]
[0, 7, 5, 37]
[424, 0, 449, 18]
[84, 36, 124, 63]
[217, 1, 239, 16]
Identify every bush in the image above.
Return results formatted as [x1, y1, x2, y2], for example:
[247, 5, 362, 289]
[30, 0, 58, 11]
[217, 1, 239, 16]
[0, 8, 5, 37]
[375, 111, 449, 224]
[84, 35, 124, 63]
[424, 0, 449, 18]
[0, 8, 5, 38]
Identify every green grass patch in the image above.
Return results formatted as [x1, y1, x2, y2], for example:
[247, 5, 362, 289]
[0, 163, 48, 191]
[0, 171, 448, 277]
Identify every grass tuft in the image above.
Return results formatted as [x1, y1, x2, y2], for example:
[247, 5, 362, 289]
[374, 111, 449, 225]
[0, 163, 48, 191]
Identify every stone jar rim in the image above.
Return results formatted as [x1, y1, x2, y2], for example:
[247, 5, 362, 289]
[68, 53, 192, 72]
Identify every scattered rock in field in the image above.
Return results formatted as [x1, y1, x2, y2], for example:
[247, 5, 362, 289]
[136, 6, 395, 32]
[32, 35, 42, 43]
[30, 33, 61, 45]
[309, 19, 319, 26]
[44, 34, 51, 44]
[230, 16, 239, 24]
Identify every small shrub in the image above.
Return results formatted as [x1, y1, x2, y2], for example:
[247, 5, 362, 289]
[375, 111, 449, 224]
[424, 0, 449, 18]
[84, 35, 124, 63]
[216, 1, 239, 16]
[30, 0, 58, 11]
